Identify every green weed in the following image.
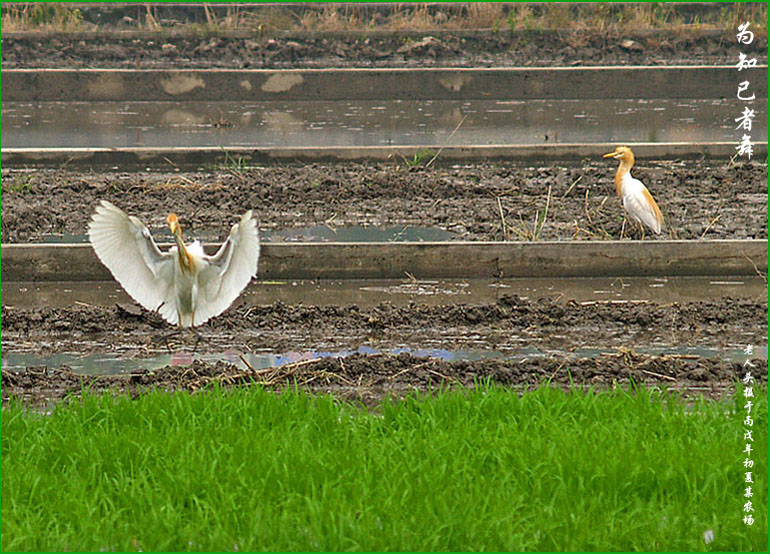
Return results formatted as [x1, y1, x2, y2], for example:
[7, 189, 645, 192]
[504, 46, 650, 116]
[404, 148, 436, 168]
[4, 173, 32, 194]
[217, 148, 249, 176]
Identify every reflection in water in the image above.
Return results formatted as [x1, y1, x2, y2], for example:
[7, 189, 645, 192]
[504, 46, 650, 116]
[3, 98, 766, 148]
[2, 345, 766, 376]
[2, 277, 767, 309]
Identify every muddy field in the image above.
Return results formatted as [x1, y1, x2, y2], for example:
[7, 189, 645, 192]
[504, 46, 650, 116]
[3, 293, 768, 406]
[2, 294, 767, 407]
[3, 10, 768, 408]
[2, 160, 767, 243]
[2, 294, 767, 355]
[2, 29, 766, 70]
[3, 158, 767, 405]
[3, 351, 767, 408]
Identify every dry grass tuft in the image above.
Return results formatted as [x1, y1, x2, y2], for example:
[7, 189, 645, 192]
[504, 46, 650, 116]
[1, 2, 766, 35]
[1, 3, 86, 32]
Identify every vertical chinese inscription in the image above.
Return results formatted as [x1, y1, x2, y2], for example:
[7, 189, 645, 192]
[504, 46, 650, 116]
[741, 344, 756, 526]
[735, 22, 757, 159]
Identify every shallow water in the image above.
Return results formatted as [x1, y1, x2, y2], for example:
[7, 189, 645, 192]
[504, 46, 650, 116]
[3, 98, 766, 148]
[2, 344, 765, 376]
[2, 276, 766, 309]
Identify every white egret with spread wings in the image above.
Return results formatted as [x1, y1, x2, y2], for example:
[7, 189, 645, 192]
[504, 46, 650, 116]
[88, 200, 260, 327]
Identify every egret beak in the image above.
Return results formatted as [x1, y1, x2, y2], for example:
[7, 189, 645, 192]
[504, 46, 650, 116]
[167, 213, 180, 235]
[603, 150, 621, 159]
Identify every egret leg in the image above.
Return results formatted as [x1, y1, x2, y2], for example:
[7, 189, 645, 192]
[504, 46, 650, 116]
[153, 326, 208, 355]
[620, 216, 627, 240]
[153, 328, 183, 353]
[639, 222, 645, 240]
[191, 329, 206, 355]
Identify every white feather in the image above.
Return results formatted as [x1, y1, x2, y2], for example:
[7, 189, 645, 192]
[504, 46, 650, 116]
[195, 211, 261, 326]
[88, 200, 260, 327]
[619, 173, 662, 234]
[88, 200, 178, 322]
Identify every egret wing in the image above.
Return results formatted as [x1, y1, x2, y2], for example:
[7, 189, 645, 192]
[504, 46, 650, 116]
[196, 210, 260, 326]
[623, 178, 663, 234]
[88, 200, 178, 323]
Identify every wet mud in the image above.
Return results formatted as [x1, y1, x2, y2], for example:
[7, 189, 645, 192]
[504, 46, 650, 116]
[2, 30, 765, 70]
[3, 352, 766, 409]
[1, 160, 767, 243]
[2, 295, 766, 360]
[3, 20, 767, 408]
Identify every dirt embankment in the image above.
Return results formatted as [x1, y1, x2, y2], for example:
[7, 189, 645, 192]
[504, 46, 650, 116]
[2, 161, 766, 243]
[3, 30, 764, 70]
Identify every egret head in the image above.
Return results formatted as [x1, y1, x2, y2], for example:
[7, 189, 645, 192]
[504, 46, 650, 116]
[167, 213, 181, 235]
[603, 146, 634, 164]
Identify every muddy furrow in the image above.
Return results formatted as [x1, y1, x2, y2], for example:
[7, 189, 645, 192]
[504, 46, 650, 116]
[2, 162, 767, 243]
[2, 297, 766, 357]
[3, 353, 767, 408]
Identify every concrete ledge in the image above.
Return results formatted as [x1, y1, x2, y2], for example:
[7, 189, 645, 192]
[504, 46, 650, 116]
[2, 240, 766, 281]
[3, 142, 764, 169]
[3, 66, 765, 102]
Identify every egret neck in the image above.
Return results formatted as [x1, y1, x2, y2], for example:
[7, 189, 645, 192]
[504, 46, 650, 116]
[166, 213, 194, 273]
[612, 149, 634, 198]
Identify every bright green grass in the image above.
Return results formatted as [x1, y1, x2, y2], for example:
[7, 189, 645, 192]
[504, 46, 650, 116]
[2, 385, 767, 551]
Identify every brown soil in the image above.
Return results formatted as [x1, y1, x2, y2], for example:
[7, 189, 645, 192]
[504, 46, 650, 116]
[2, 295, 766, 359]
[2, 13, 767, 409]
[1, 160, 767, 243]
[3, 352, 766, 409]
[2, 30, 766, 70]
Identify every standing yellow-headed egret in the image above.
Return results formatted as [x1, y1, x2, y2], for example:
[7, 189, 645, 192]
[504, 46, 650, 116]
[603, 146, 664, 237]
[88, 200, 260, 327]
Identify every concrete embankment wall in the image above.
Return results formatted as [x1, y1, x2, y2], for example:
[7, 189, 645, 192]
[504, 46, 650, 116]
[3, 66, 766, 102]
[2, 240, 766, 281]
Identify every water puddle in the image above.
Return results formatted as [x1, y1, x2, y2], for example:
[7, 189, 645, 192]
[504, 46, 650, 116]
[2, 276, 767, 310]
[37, 224, 456, 244]
[3, 98, 766, 148]
[2, 345, 765, 376]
